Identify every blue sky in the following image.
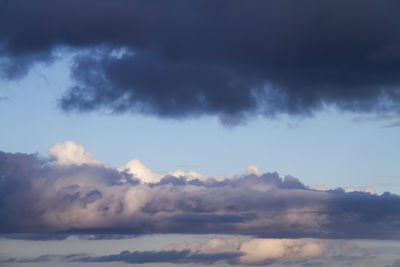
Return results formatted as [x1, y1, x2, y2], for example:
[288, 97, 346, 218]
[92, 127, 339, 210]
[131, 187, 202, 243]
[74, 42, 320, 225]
[1, 50, 400, 267]
[1, 53, 399, 193]
[1, 1, 400, 266]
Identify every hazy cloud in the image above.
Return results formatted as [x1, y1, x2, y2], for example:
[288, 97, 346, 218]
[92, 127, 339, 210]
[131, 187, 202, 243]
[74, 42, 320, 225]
[388, 259, 400, 267]
[351, 114, 400, 128]
[383, 121, 400, 128]
[352, 114, 400, 122]
[1, 0, 400, 122]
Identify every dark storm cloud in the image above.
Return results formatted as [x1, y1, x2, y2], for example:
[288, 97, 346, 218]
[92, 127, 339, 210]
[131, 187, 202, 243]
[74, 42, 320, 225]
[1, 0, 400, 122]
[2, 149, 400, 240]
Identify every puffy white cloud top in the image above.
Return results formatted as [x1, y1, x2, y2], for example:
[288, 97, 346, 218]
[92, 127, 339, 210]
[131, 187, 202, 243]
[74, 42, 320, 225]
[48, 140, 101, 166]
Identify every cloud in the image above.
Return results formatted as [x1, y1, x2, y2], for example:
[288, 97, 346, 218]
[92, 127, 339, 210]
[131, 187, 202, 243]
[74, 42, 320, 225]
[352, 114, 400, 122]
[118, 158, 162, 183]
[308, 185, 377, 195]
[2, 250, 242, 265]
[77, 250, 243, 264]
[383, 121, 400, 128]
[1, 141, 400, 239]
[1, 0, 400, 123]
[388, 259, 400, 267]
[48, 140, 102, 166]
[165, 237, 329, 265]
[1, 236, 376, 265]
[351, 114, 400, 128]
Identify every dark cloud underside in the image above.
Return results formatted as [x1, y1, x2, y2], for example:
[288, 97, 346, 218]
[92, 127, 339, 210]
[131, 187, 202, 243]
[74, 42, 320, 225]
[1, 0, 400, 121]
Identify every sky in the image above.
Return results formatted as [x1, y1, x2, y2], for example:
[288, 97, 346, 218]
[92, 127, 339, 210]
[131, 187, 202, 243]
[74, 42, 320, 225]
[1, 0, 400, 266]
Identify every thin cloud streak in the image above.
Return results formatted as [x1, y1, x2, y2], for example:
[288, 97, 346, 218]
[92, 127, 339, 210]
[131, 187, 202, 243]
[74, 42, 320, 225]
[383, 121, 400, 128]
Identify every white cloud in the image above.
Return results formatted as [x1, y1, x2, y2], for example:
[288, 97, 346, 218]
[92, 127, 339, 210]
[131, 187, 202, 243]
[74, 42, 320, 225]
[168, 169, 206, 181]
[245, 165, 262, 176]
[48, 140, 101, 166]
[119, 159, 206, 184]
[238, 238, 328, 264]
[343, 186, 376, 195]
[119, 158, 163, 183]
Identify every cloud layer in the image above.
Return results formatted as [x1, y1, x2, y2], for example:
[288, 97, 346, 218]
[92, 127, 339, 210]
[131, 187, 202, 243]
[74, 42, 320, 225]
[1, 141, 400, 239]
[2, 236, 377, 265]
[1, 0, 400, 122]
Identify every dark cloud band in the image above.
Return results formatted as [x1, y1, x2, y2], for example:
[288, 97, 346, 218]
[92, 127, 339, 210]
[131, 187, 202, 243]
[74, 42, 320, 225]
[1, 0, 400, 122]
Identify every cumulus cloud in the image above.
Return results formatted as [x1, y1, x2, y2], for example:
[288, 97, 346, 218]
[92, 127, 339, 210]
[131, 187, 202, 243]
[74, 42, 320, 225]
[48, 140, 102, 166]
[245, 165, 262, 177]
[1, 0, 400, 123]
[119, 158, 162, 183]
[119, 156, 206, 184]
[1, 141, 400, 239]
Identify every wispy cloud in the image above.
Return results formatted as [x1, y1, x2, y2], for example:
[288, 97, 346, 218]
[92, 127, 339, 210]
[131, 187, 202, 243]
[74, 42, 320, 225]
[351, 114, 400, 128]
[383, 121, 400, 128]
[352, 114, 399, 122]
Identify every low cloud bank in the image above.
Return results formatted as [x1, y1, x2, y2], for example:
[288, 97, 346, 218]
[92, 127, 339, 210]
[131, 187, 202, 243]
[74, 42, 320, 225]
[1, 237, 375, 265]
[1, 141, 400, 239]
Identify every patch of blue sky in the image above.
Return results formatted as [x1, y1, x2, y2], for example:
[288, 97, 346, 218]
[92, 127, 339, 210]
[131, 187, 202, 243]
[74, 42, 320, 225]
[0, 53, 399, 194]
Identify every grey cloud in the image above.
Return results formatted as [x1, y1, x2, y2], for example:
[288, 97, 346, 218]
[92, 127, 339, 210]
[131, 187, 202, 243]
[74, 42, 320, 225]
[77, 250, 242, 264]
[2, 254, 86, 263]
[352, 114, 400, 122]
[1, 237, 376, 266]
[388, 259, 400, 267]
[351, 114, 400, 128]
[2, 250, 243, 265]
[1, 150, 400, 239]
[0, 232, 139, 240]
[1, 0, 400, 122]
[383, 121, 400, 128]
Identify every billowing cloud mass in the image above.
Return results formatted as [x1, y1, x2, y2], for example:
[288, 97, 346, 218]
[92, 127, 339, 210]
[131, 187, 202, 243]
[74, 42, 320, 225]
[1, 141, 400, 239]
[1, 0, 400, 123]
